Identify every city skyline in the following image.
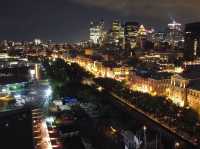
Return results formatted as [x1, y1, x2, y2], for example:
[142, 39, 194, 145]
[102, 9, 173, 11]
[0, 0, 200, 42]
[1, 1, 200, 149]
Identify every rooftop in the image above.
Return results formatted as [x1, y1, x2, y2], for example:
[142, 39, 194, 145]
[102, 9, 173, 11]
[181, 70, 200, 80]
[135, 68, 172, 80]
[188, 80, 200, 90]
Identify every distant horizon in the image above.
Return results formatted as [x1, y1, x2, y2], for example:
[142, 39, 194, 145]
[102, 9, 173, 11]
[0, 0, 200, 42]
[1, 19, 199, 43]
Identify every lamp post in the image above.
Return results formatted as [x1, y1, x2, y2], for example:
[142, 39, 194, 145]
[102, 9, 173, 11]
[143, 125, 147, 149]
[175, 141, 180, 149]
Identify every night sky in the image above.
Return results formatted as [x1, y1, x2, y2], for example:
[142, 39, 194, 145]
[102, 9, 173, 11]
[0, 0, 200, 42]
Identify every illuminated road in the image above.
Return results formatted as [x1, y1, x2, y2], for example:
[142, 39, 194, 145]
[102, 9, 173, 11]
[31, 80, 52, 149]
[40, 120, 52, 149]
[0, 80, 52, 112]
[33, 108, 53, 149]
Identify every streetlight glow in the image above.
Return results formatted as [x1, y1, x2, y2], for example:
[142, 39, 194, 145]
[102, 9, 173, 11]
[143, 125, 147, 131]
[45, 88, 52, 97]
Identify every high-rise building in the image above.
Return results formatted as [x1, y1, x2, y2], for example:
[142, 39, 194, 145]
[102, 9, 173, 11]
[168, 20, 182, 31]
[184, 22, 200, 60]
[2, 40, 8, 47]
[89, 21, 105, 45]
[124, 22, 140, 49]
[165, 20, 184, 48]
[111, 20, 125, 48]
[112, 20, 121, 32]
[137, 25, 148, 48]
[34, 39, 42, 45]
[138, 25, 147, 37]
[151, 32, 165, 49]
[152, 32, 165, 42]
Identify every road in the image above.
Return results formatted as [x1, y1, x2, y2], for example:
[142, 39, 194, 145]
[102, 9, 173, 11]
[0, 80, 51, 112]
[40, 120, 53, 149]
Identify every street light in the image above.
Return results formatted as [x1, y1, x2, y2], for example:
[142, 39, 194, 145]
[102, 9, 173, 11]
[97, 86, 103, 92]
[45, 87, 52, 97]
[143, 125, 147, 149]
[110, 126, 117, 134]
[46, 116, 55, 127]
[143, 125, 147, 131]
[175, 142, 180, 149]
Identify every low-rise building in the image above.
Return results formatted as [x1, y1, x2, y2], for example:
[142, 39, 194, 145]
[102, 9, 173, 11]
[129, 70, 200, 115]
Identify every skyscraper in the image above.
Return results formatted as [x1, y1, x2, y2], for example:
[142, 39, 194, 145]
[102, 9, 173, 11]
[89, 21, 105, 45]
[165, 20, 184, 49]
[33, 39, 42, 45]
[111, 20, 125, 48]
[137, 25, 147, 48]
[184, 22, 200, 60]
[124, 22, 140, 49]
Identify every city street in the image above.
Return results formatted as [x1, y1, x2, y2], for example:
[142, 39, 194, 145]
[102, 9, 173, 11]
[0, 80, 52, 112]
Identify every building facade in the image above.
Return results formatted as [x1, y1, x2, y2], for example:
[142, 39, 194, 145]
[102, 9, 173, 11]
[129, 72, 200, 115]
[125, 22, 140, 49]
[89, 21, 105, 45]
[165, 20, 184, 49]
[111, 20, 125, 48]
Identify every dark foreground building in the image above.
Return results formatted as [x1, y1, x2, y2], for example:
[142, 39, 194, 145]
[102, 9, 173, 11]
[0, 108, 33, 149]
[184, 22, 200, 60]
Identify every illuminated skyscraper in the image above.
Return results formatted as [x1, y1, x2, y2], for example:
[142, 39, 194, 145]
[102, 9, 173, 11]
[112, 20, 121, 32]
[184, 22, 200, 60]
[125, 22, 140, 49]
[137, 24, 147, 48]
[138, 25, 147, 37]
[89, 21, 105, 45]
[165, 20, 184, 48]
[111, 20, 125, 48]
[33, 39, 42, 45]
[168, 20, 182, 31]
